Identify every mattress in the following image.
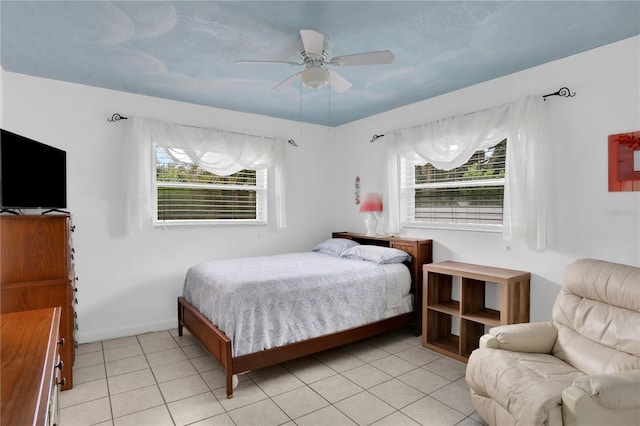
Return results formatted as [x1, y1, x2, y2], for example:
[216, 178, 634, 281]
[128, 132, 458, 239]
[182, 251, 412, 356]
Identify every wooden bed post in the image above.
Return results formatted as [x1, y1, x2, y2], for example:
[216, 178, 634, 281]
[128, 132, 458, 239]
[225, 351, 234, 399]
[177, 297, 236, 397]
[177, 298, 183, 336]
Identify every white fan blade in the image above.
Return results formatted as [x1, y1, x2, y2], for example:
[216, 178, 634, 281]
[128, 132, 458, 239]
[272, 71, 302, 90]
[235, 60, 301, 66]
[329, 50, 395, 66]
[300, 29, 325, 57]
[328, 69, 352, 93]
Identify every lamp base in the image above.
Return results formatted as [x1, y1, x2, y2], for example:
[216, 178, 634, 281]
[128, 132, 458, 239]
[364, 212, 378, 236]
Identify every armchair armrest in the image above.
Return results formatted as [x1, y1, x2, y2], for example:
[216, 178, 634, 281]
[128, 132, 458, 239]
[478, 333, 499, 349]
[562, 370, 640, 426]
[479, 321, 557, 353]
[571, 370, 640, 410]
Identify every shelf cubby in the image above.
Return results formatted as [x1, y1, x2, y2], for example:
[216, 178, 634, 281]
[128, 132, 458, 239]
[422, 261, 530, 362]
[424, 310, 460, 356]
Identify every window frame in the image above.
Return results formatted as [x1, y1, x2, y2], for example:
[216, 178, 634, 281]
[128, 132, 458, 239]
[400, 141, 506, 233]
[151, 145, 268, 227]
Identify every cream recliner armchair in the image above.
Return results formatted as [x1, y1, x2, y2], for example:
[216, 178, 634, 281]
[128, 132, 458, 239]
[465, 258, 640, 426]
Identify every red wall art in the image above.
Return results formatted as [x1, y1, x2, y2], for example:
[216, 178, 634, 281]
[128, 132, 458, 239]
[608, 131, 640, 191]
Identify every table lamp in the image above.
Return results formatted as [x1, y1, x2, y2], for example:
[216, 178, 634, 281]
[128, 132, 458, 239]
[359, 192, 383, 236]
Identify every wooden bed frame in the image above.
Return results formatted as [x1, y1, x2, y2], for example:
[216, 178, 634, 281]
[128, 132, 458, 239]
[177, 232, 432, 398]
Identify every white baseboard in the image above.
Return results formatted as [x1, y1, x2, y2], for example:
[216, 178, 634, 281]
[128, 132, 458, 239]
[76, 317, 178, 344]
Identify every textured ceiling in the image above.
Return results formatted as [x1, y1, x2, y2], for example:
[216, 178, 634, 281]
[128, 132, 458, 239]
[1, 1, 639, 126]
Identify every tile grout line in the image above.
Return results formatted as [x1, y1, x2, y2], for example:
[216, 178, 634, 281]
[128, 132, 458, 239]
[102, 341, 116, 426]
[137, 333, 176, 426]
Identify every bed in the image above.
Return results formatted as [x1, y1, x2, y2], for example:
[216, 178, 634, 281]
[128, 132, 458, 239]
[177, 232, 432, 398]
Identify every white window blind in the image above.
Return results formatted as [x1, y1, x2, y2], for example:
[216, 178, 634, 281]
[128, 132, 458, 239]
[401, 139, 506, 229]
[153, 147, 266, 225]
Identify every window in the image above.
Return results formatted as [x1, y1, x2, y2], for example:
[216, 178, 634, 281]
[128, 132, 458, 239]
[153, 147, 267, 225]
[400, 139, 506, 230]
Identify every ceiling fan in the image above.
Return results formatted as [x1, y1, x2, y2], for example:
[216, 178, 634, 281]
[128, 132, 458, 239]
[236, 29, 395, 93]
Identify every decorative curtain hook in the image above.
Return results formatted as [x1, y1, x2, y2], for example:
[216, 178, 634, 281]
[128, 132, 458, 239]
[107, 113, 128, 122]
[370, 134, 384, 143]
[542, 86, 575, 100]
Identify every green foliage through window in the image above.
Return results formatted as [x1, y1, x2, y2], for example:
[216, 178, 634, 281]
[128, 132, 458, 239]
[154, 147, 265, 223]
[403, 139, 506, 227]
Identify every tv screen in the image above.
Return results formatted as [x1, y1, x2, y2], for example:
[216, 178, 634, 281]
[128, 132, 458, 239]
[1, 129, 67, 209]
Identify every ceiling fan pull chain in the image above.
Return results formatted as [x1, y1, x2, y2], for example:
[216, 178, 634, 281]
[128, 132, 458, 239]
[328, 74, 331, 126]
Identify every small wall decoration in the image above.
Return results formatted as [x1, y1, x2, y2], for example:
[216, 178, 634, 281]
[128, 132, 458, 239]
[608, 131, 640, 192]
[355, 176, 361, 204]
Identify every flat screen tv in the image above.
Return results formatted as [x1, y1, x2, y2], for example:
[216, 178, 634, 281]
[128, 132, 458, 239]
[1, 129, 67, 210]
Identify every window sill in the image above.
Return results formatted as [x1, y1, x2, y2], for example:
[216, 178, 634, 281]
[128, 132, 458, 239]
[153, 219, 267, 228]
[402, 221, 503, 234]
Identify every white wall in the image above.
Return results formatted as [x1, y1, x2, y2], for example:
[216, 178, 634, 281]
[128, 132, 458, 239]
[1, 36, 638, 341]
[0, 72, 337, 342]
[334, 36, 640, 322]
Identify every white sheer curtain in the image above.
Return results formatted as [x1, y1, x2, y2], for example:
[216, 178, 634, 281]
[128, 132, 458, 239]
[123, 117, 287, 234]
[502, 96, 550, 250]
[384, 95, 550, 250]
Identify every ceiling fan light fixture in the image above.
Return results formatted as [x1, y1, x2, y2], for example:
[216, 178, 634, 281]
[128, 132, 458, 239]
[301, 67, 329, 90]
[237, 29, 394, 93]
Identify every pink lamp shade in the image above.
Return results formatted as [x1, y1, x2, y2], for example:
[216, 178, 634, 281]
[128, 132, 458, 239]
[359, 192, 383, 212]
[359, 193, 382, 236]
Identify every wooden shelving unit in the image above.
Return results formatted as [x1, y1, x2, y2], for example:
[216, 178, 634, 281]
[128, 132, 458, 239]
[422, 261, 530, 362]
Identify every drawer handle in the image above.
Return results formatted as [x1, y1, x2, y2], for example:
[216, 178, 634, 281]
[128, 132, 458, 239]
[56, 360, 64, 371]
[57, 377, 67, 387]
[58, 338, 65, 347]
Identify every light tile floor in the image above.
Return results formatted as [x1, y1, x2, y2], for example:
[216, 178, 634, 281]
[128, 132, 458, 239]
[60, 327, 487, 426]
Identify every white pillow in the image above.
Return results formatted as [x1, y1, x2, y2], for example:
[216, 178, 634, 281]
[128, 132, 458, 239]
[341, 245, 412, 264]
[312, 238, 360, 257]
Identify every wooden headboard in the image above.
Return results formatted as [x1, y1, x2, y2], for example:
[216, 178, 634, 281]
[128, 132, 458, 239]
[332, 232, 433, 336]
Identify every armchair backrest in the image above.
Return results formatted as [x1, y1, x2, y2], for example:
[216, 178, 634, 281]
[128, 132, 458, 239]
[552, 258, 640, 375]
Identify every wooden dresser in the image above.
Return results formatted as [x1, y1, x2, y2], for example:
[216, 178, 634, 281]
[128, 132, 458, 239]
[332, 232, 433, 335]
[0, 214, 76, 390]
[1, 307, 64, 426]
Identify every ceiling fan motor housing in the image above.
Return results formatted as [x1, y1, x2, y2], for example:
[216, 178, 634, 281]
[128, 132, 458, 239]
[298, 37, 329, 64]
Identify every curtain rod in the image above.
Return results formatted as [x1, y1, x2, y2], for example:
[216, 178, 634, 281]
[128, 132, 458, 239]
[542, 86, 576, 100]
[370, 86, 576, 142]
[106, 113, 298, 147]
